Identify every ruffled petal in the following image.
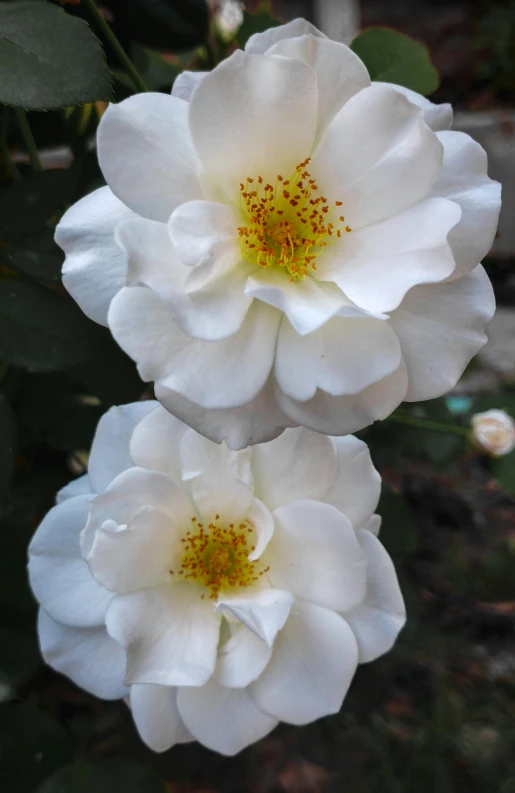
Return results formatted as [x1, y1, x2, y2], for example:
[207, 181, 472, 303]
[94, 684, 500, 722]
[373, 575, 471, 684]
[177, 680, 278, 756]
[275, 314, 402, 400]
[106, 582, 221, 686]
[215, 589, 294, 647]
[213, 622, 272, 688]
[130, 684, 192, 752]
[56, 474, 92, 503]
[88, 401, 157, 494]
[383, 83, 452, 132]
[129, 405, 189, 486]
[171, 70, 207, 101]
[189, 50, 318, 202]
[109, 286, 281, 409]
[252, 427, 337, 511]
[97, 93, 201, 222]
[430, 131, 501, 279]
[266, 500, 367, 611]
[245, 18, 326, 55]
[343, 529, 406, 663]
[322, 436, 381, 529]
[249, 602, 358, 725]
[28, 495, 112, 628]
[57, 186, 134, 326]
[310, 83, 443, 229]
[390, 265, 495, 401]
[38, 609, 128, 700]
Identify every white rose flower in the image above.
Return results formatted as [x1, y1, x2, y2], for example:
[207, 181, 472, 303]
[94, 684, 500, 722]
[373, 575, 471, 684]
[57, 18, 499, 450]
[28, 401, 405, 756]
[472, 409, 515, 457]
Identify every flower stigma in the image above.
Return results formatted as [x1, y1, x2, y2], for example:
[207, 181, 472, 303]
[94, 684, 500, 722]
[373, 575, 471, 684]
[237, 158, 351, 282]
[170, 516, 269, 599]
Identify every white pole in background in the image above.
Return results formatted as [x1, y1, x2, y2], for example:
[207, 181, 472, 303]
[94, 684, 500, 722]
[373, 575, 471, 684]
[313, 0, 360, 44]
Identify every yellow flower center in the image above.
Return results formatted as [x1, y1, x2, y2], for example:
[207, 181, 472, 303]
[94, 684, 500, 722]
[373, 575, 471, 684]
[237, 157, 351, 282]
[170, 516, 269, 599]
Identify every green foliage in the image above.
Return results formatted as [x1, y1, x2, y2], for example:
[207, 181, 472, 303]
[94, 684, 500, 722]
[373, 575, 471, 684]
[101, 0, 209, 52]
[237, 4, 281, 50]
[0, 1, 112, 110]
[36, 760, 168, 793]
[351, 26, 440, 95]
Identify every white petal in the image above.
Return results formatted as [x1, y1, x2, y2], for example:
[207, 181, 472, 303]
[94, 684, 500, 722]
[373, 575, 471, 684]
[249, 602, 358, 725]
[214, 622, 272, 688]
[38, 609, 128, 700]
[88, 401, 157, 494]
[390, 264, 495, 401]
[276, 359, 409, 436]
[267, 35, 370, 139]
[155, 376, 296, 451]
[430, 131, 501, 279]
[87, 504, 190, 595]
[361, 514, 381, 536]
[28, 495, 111, 628]
[129, 405, 189, 486]
[172, 70, 208, 101]
[323, 436, 381, 529]
[180, 429, 253, 523]
[252, 427, 337, 511]
[57, 186, 134, 326]
[130, 684, 192, 752]
[97, 93, 201, 222]
[81, 468, 179, 557]
[215, 589, 294, 647]
[320, 197, 461, 313]
[310, 83, 443, 229]
[275, 314, 402, 400]
[246, 498, 274, 561]
[344, 529, 406, 663]
[117, 214, 252, 341]
[245, 18, 326, 54]
[244, 271, 345, 336]
[56, 474, 92, 503]
[177, 680, 278, 756]
[106, 583, 221, 686]
[189, 50, 318, 202]
[266, 500, 367, 611]
[109, 288, 281, 409]
[383, 83, 452, 132]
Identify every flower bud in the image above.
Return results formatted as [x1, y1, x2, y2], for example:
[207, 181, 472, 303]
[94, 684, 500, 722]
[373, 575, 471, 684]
[472, 409, 515, 457]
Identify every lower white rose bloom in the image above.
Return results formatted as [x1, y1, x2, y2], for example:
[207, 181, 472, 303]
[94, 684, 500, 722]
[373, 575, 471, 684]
[28, 402, 405, 756]
[57, 18, 499, 450]
[472, 409, 515, 457]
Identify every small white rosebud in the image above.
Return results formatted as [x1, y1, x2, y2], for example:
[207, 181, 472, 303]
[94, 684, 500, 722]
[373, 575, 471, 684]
[471, 409, 515, 457]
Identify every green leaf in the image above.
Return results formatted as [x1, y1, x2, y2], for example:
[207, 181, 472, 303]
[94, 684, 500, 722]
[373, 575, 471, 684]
[71, 330, 146, 407]
[102, 0, 209, 52]
[0, 169, 77, 244]
[0, 279, 100, 372]
[0, 392, 15, 505]
[351, 27, 440, 96]
[0, 488, 38, 608]
[0, 626, 40, 689]
[377, 484, 419, 562]
[491, 450, 515, 499]
[0, 703, 73, 793]
[237, 7, 281, 50]
[0, 1, 111, 110]
[36, 760, 168, 793]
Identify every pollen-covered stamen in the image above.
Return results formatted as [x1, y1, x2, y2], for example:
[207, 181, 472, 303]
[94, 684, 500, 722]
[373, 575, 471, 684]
[237, 158, 351, 282]
[170, 516, 269, 599]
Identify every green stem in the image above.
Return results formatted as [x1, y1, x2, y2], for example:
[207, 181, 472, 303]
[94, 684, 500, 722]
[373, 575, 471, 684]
[14, 108, 42, 171]
[83, 0, 149, 93]
[385, 413, 470, 437]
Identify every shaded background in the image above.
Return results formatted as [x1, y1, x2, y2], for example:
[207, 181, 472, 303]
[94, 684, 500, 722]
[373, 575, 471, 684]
[1, 1, 515, 791]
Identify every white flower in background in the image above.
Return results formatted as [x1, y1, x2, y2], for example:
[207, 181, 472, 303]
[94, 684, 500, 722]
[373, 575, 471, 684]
[57, 18, 500, 450]
[28, 402, 405, 756]
[472, 409, 515, 457]
[211, 0, 244, 41]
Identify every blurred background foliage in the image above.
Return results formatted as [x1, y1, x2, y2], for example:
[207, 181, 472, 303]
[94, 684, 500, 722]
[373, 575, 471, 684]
[0, 0, 515, 791]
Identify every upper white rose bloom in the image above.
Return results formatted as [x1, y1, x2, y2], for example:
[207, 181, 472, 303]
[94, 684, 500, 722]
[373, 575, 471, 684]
[57, 18, 500, 450]
[472, 409, 515, 457]
[28, 401, 405, 756]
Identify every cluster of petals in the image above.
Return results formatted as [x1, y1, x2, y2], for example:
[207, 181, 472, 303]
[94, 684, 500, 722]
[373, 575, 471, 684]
[472, 408, 515, 457]
[56, 18, 500, 449]
[28, 402, 405, 755]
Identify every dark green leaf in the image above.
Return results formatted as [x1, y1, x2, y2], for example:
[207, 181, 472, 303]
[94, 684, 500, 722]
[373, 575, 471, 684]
[0, 626, 40, 688]
[0, 392, 15, 505]
[0, 0, 111, 110]
[0, 488, 38, 608]
[377, 484, 419, 562]
[71, 331, 146, 407]
[102, 0, 209, 52]
[351, 27, 440, 96]
[237, 7, 281, 49]
[3, 229, 64, 286]
[0, 703, 73, 793]
[491, 450, 515, 499]
[0, 279, 100, 372]
[36, 759, 168, 793]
